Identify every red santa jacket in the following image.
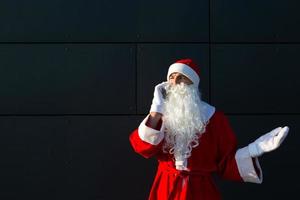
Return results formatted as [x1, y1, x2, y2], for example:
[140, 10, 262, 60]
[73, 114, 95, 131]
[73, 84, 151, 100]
[129, 110, 262, 200]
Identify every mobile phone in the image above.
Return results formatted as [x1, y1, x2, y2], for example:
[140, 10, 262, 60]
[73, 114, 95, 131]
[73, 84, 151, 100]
[161, 88, 167, 99]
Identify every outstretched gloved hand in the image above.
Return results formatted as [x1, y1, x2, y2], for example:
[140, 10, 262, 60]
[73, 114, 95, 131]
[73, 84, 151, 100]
[150, 82, 168, 114]
[248, 126, 289, 157]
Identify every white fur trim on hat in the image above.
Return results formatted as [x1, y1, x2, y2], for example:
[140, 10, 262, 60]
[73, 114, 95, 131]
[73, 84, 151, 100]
[167, 63, 200, 86]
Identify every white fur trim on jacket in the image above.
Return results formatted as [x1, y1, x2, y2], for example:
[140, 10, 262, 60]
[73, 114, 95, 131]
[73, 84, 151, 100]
[138, 115, 165, 145]
[200, 101, 215, 123]
[235, 146, 263, 184]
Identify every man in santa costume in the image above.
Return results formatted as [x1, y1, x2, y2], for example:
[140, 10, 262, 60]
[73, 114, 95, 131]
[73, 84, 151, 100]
[129, 58, 289, 200]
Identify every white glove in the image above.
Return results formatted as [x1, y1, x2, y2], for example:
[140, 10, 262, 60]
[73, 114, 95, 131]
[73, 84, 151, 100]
[149, 82, 168, 114]
[248, 126, 289, 157]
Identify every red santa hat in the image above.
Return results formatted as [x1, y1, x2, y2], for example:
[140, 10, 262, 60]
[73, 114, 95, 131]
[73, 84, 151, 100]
[167, 58, 201, 86]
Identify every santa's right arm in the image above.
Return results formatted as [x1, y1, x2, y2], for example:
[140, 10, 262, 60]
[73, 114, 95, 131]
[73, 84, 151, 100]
[129, 114, 165, 158]
[130, 82, 168, 158]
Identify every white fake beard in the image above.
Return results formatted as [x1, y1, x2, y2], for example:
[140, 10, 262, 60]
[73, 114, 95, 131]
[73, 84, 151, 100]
[163, 83, 208, 161]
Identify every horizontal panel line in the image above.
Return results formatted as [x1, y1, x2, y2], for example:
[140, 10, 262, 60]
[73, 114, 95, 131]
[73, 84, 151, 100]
[0, 113, 299, 117]
[211, 42, 300, 45]
[0, 114, 146, 117]
[0, 42, 300, 45]
[226, 113, 300, 116]
[0, 41, 208, 44]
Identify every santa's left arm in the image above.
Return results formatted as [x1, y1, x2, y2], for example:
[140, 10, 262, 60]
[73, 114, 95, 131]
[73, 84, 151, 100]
[236, 126, 289, 183]
[216, 112, 289, 184]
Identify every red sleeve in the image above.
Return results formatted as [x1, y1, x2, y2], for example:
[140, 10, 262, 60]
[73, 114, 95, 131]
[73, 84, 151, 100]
[215, 112, 243, 182]
[129, 117, 164, 159]
[129, 128, 163, 158]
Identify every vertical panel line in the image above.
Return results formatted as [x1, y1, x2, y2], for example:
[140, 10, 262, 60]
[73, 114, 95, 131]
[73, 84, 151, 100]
[135, 44, 138, 114]
[208, 0, 212, 103]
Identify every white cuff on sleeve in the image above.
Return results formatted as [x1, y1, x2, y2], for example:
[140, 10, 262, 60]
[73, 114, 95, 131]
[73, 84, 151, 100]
[138, 115, 164, 145]
[235, 146, 263, 184]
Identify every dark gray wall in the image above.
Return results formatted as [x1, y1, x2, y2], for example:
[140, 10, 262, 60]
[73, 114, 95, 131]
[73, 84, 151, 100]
[0, 0, 299, 199]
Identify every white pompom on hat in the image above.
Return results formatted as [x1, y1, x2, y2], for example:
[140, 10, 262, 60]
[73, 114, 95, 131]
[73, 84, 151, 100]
[167, 58, 201, 86]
